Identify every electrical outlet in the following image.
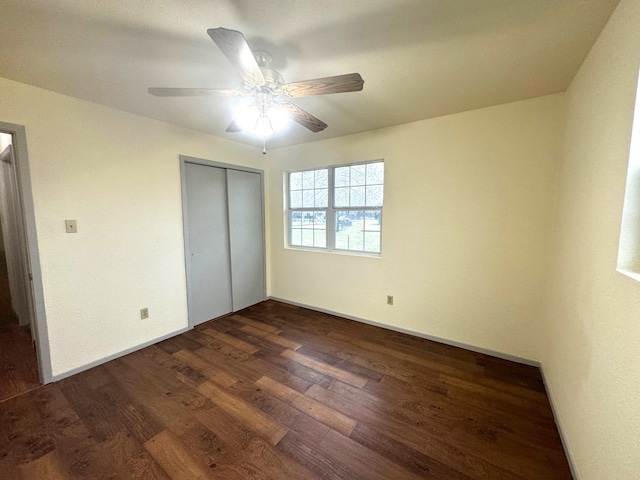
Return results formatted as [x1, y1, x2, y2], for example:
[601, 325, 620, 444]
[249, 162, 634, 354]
[386, 295, 394, 306]
[140, 308, 149, 319]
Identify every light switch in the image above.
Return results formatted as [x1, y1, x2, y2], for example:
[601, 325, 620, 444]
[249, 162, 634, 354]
[65, 219, 77, 233]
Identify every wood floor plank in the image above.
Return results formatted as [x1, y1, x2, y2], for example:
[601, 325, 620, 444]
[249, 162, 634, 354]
[319, 429, 425, 480]
[349, 422, 474, 480]
[202, 328, 259, 354]
[172, 349, 215, 372]
[138, 344, 208, 387]
[255, 376, 357, 437]
[19, 450, 67, 480]
[230, 313, 283, 334]
[105, 431, 170, 480]
[281, 349, 368, 388]
[277, 430, 363, 480]
[328, 331, 486, 378]
[232, 379, 331, 444]
[103, 357, 189, 427]
[144, 430, 215, 480]
[207, 317, 290, 355]
[240, 323, 303, 350]
[255, 349, 334, 390]
[58, 374, 125, 443]
[214, 435, 319, 480]
[167, 414, 236, 474]
[197, 380, 288, 445]
[172, 348, 240, 388]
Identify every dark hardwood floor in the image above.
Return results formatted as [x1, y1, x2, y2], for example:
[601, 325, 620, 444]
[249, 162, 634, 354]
[0, 260, 40, 403]
[0, 300, 572, 479]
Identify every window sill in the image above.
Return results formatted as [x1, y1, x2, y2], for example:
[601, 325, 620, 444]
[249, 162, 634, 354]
[285, 245, 381, 258]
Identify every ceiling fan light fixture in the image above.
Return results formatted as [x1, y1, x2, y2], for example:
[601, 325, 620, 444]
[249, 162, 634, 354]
[255, 115, 274, 137]
[237, 104, 260, 130]
[267, 105, 289, 132]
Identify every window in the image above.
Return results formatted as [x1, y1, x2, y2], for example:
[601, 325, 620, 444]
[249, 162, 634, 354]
[287, 160, 384, 254]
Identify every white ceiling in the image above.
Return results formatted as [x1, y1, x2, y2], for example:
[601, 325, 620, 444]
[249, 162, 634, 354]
[0, 0, 620, 150]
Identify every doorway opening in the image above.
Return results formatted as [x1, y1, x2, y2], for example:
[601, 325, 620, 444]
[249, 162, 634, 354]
[0, 122, 51, 401]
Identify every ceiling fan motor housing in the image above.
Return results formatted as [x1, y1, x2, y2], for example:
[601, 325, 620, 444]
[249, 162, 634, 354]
[241, 50, 285, 96]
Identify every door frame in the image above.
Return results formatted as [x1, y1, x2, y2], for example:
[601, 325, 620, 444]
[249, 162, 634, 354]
[179, 155, 266, 329]
[0, 122, 52, 384]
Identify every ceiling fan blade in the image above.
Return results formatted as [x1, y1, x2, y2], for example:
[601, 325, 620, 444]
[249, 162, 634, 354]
[207, 27, 265, 85]
[284, 73, 364, 98]
[148, 87, 240, 97]
[225, 118, 243, 133]
[281, 102, 328, 133]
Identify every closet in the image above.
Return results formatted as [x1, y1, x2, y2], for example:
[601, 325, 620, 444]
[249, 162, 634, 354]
[181, 157, 265, 327]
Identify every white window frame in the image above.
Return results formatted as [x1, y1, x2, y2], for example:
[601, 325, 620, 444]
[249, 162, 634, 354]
[286, 159, 384, 255]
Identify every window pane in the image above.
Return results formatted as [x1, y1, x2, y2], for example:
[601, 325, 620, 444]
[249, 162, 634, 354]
[290, 172, 302, 190]
[315, 169, 328, 188]
[365, 185, 383, 207]
[350, 164, 366, 186]
[290, 190, 302, 208]
[364, 210, 382, 231]
[290, 209, 327, 248]
[302, 171, 315, 189]
[364, 231, 381, 253]
[302, 190, 314, 208]
[366, 162, 384, 184]
[335, 166, 349, 187]
[335, 232, 348, 250]
[335, 187, 349, 207]
[291, 228, 302, 245]
[315, 188, 328, 207]
[350, 186, 365, 206]
[313, 211, 326, 230]
[314, 229, 326, 248]
[290, 211, 302, 246]
[335, 211, 364, 251]
[301, 229, 314, 247]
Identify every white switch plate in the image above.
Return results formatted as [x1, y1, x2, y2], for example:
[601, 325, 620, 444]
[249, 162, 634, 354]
[65, 219, 77, 233]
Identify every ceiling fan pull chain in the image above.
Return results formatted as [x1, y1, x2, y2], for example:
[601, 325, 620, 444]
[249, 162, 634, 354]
[263, 137, 267, 155]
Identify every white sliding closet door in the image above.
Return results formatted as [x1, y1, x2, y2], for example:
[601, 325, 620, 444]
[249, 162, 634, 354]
[184, 163, 233, 325]
[183, 160, 265, 327]
[227, 169, 265, 311]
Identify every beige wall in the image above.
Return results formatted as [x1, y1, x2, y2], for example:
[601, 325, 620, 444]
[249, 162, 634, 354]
[0, 77, 261, 378]
[267, 94, 565, 361]
[541, 0, 640, 478]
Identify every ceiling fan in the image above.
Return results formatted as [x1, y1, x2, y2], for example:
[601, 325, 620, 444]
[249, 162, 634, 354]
[149, 27, 364, 142]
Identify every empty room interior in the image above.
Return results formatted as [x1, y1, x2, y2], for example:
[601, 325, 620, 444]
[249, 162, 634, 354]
[0, 0, 639, 479]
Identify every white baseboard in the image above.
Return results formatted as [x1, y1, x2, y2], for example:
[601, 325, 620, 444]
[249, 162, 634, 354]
[539, 366, 579, 479]
[50, 326, 190, 383]
[268, 296, 540, 367]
